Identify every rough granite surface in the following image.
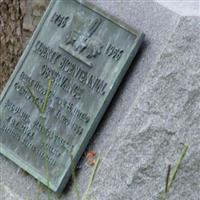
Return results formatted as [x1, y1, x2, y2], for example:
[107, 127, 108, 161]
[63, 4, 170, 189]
[1, 1, 200, 200]
[90, 16, 200, 200]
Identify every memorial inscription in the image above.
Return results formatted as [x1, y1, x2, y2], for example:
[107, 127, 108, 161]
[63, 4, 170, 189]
[0, 0, 144, 193]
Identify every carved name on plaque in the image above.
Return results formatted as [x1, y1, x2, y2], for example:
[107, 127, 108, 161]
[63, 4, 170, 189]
[0, 0, 144, 193]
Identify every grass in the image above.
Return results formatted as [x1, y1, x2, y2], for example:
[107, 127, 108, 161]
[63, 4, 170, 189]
[22, 79, 191, 200]
[27, 78, 189, 200]
[82, 157, 100, 200]
[161, 144, 189, 200]
[27, 79, 52, 200]
[27, 79, 101, 200]
[70, 153, 101, 200]
[70, 154, 81, 200]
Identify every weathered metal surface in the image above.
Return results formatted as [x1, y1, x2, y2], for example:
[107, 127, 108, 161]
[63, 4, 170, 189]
[0, 0, 144, 193]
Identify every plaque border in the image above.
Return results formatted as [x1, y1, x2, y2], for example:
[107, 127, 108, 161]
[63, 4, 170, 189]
[0, 0, 145, 193]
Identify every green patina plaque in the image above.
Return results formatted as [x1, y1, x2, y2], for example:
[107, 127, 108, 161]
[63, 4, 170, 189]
[0, 0, 144, 193]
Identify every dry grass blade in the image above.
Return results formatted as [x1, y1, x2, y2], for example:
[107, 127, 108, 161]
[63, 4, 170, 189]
[165, 165, 171, 193]
[70, 154, 81, 200]
[167, 144, 188, 190]
[27, 86, 41, 112]
[82, 157, 100, 200]
[162, 144, 189, 200]
[27, 80, 53, 200]
[41, 79, 52, 113]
